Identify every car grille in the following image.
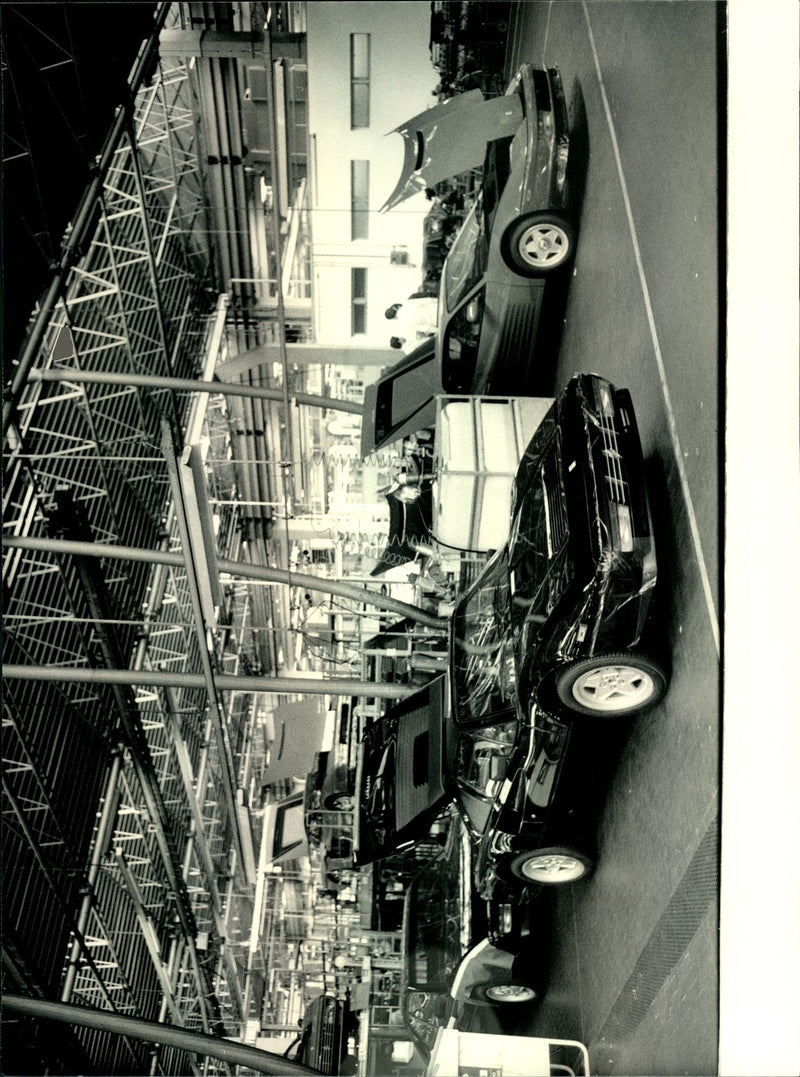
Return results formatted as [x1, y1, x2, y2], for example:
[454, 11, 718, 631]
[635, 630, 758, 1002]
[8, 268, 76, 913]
[490, 300, 541, 390]
[598, 413, 631, 506]
[317, 1015, 337, 1069]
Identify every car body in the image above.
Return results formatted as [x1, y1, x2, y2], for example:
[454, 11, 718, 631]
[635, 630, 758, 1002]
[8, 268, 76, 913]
[364, 65, 574, 459]
[506, 371, 662, 716]
[357, 374, 667, 914]
[437, 64, 573, 397]
[399, 812, 542, 1061]
[451, 373, 667, 900]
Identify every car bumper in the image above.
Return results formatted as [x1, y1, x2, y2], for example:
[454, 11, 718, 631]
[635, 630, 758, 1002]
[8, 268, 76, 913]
[517, 64, 570, 214]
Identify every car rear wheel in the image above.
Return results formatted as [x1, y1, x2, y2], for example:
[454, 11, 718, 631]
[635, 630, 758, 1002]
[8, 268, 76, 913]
[324, 793, 354, 811]
[502, 212, 574, 276]
[555, 653, 668, 717]
[473, 980, 538, 1006]
[508, 846, 593, 887]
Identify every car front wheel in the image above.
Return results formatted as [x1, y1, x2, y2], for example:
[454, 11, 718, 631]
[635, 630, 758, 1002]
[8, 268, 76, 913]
[555, 653, 668, 717]
[473, 980, 538, 1006]
[508, 846, 593, 887]
[502, 212, 574, 276]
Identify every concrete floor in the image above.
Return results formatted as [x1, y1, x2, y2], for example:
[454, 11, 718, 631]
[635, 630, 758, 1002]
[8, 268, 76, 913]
[504, 4, 722, 1073]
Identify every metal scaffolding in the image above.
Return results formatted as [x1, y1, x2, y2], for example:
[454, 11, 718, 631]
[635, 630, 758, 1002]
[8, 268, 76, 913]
[2, 7, 267, 1072]
[3, 4, 431, 1072]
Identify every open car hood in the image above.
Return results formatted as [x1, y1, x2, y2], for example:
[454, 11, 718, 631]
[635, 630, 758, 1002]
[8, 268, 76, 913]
[360, 338, 439, 457]
[355, 676, 448, 864]
[380, 91, 523, 213]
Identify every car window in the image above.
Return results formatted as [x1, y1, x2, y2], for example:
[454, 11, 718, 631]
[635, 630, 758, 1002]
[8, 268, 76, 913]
[441, 292, 484, 393]
[481, 134, 512, 228]
[508, 427, 571, 630]
[443, 198, 487, 311]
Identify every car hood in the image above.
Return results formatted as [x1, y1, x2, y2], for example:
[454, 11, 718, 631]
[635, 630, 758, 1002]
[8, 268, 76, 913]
[380, 91, 522, 212]
[360, 338, 438, 456]
[355, 676, 449, 864]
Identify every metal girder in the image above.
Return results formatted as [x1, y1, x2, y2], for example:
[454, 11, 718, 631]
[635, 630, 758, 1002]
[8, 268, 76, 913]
[1, 774, 141, 1019]
[2, 663, 420, 700]
[115, 851, 198, 1060]
[28, 365, 365, 414]
[1, 25, 253, 1063]
[3, 994, 319, 1076]
[3, 534, 449, 628]
[161, 419, 248, 878]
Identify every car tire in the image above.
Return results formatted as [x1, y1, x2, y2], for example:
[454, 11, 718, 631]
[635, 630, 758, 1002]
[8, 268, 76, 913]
[502, 212, 574, 276]
[554, 652, 668, 717]
[507, 845, 593, 887]
[473, 980, 538, 1006]
[324, 793, 354, 811]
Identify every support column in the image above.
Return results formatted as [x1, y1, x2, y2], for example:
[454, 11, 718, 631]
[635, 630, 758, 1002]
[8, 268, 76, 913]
[216, 342, 397, 377]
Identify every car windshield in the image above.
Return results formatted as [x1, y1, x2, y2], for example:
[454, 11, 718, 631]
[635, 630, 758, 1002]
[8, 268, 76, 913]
[442, 127, 513, 314]
[451, 552, 517, 724]
[508, 424, 570, 627]
[401, 831, 465, 1051]
[443, 197, 486, 312]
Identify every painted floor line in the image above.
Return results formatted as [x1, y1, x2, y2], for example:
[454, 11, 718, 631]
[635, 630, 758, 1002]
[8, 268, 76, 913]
[581, 1, 721, 658]
[593, 814, 719, 1062]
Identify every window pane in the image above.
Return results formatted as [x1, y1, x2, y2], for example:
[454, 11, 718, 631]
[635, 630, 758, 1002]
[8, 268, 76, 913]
[351, 83, 370, 129]
[351, 34, 370, 80]
[352, 305, 367, 335]
[352, 209, 369, 241]
[290, 67, 307, 103]
[351, 160, 369, 240]
[352, 267, 367, 335]
[351, 160, 369, 201]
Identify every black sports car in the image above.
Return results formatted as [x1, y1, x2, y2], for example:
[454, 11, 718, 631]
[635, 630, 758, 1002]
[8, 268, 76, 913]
[357, 374, 668, 927]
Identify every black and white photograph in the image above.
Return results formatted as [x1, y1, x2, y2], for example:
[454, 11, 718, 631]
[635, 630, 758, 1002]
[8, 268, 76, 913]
[2, 2, 798, 1075]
